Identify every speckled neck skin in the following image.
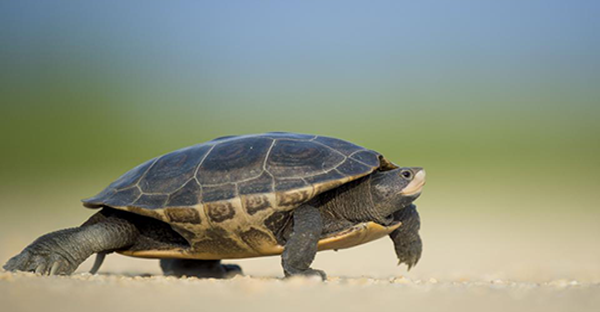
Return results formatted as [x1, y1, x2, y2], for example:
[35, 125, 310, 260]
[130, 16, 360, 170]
[312, 169, 417, 227]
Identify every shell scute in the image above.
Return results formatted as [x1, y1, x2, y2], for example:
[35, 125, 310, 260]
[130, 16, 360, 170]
[303, 170, 347, 194]
[164, 208, 202, 224]
[205, 202, 236, 223]
[350, 150, 381, 167]
[266, 139, 344, 178]
[165, 180, 201, 207]
[241, 194, 272, 215]
[196, 137, 272, 185]
[239, 228, 278, 252]
[103, 187, 141, 207]
[336, 158, 372, 176]
[237, 172, 274, 195]
[276, 187, 313, 208]
[140, 145, 210, 193]
[202, 184, 236, 202]
[134, 194, 168, 208]
[274, 178, 309, 192]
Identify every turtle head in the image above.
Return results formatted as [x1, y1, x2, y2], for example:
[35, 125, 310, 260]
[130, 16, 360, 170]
[369, 167, 426, 222]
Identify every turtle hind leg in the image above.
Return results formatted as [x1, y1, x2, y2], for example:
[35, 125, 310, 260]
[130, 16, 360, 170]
[3, 213, 139, 275]
[160, 259, 242, 278]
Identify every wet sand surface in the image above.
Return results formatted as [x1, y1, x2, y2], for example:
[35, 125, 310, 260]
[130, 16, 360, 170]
[1, 205, 599, 312]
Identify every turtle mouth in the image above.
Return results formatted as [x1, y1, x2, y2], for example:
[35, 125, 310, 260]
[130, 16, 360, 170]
[399, 169, 426, 196]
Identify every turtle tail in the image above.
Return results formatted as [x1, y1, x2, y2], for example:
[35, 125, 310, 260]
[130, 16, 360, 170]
[81, 213, 108, 275]
[89, 252, 106, 274]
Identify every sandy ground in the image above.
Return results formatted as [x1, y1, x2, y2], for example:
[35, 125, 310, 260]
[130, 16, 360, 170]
[1, 198, 599, 312]
[1, 271, 599, 312]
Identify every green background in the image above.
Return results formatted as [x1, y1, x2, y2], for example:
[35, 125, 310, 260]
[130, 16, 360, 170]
[1, 1, 598, 222]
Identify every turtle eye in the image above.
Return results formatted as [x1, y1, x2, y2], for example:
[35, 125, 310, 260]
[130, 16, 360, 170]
[400, 169, 413, 180]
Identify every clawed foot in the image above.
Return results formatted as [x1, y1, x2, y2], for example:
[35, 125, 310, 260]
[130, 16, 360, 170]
[397, 243, 421, 270]
[221, 264, 243, 277]
[160, 259, 243, 279]
[284, 268, 327, 281]
[390, 205, 422, 271]
[3, 249, 77, 275]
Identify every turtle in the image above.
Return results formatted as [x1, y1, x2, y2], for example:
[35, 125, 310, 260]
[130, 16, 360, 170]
[3, 132, 425, 279]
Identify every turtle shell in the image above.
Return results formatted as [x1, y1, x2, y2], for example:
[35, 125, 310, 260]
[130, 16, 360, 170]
[82, 132, 398, 259]
[83, 132, 395, 213]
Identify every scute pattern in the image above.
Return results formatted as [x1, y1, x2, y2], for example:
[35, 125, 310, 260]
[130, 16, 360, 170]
[276, 188, 312, 208]
[242, 194, 272, 215]
[103, 187, 141, 207]
[192, 228, 247, 255]
[238, 172, 273, 195]
[303, 170, 346, 185]
[206, 202, 236, 223]
[266, 140, 344, 178]
[82, 132, 384, 215]
[274, 178, 308, 191]
[264, 211, 292, 235]
[336, 158, 372, 176]
[196, 137, 273, 185]
[140, 145, 211, 193]
[164, 208, 201, 224]
[134, 194, 169, 208]
[165, 180, 201, 207]
[202, 184, 237, 202]
[239, 228, 278, 252]
[350, 150, 380, 167]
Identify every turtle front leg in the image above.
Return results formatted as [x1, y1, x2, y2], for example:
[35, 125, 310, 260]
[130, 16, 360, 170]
[3, 213, 138, 275]
[160, 259, 242, 278]
[281, 204, 325, 280]
[389, 204, 422, 270]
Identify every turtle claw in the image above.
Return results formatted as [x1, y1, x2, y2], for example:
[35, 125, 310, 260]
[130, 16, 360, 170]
[305, 269, 327, 280]
[49, 262, 61, 275]
[396, 246, 421, 271]
[285, 268, 327, 281]
[3, 249, 76, 276]
[35, 264, 46, 275]
[403, 257, 417, 271]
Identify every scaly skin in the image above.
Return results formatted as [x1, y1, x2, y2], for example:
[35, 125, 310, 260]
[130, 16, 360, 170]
[282, 204, 326, 280]
[389, 204, 422, 270]
[3, 216, 138, 275]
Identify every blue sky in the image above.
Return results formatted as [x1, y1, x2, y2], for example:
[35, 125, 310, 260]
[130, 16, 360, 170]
[1, 0, 598, 113]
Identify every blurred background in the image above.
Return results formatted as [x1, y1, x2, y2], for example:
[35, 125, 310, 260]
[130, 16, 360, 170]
[0, 0, 599, 282]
